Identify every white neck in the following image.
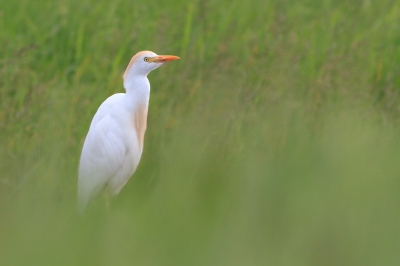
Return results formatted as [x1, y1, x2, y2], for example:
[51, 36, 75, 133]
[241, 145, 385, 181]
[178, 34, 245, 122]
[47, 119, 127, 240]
[123, 74, 150, 108]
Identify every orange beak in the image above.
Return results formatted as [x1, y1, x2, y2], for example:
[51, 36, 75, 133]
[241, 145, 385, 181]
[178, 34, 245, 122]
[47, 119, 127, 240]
[149, 55, 180, 63]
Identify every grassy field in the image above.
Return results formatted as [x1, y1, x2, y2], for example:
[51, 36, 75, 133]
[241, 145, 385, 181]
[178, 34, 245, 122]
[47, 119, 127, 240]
[1, 0, 400, 265]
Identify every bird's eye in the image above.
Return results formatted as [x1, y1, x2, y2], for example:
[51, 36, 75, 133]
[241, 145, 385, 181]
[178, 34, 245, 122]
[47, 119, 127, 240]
[144, 57, 149, 62]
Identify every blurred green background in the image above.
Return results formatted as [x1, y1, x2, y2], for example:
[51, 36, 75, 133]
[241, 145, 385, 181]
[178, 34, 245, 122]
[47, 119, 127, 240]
[1, 0, 400, 265]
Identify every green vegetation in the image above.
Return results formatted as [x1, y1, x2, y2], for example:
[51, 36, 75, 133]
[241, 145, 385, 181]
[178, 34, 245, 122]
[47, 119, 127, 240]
[1, 0, 400, 265]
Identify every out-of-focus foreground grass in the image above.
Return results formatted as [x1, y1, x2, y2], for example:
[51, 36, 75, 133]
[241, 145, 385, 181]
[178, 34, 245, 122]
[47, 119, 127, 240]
[1, 0, 400, 265]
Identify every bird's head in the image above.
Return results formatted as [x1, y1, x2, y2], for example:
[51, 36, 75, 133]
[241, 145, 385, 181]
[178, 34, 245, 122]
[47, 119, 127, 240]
[123, 51, 180, 82]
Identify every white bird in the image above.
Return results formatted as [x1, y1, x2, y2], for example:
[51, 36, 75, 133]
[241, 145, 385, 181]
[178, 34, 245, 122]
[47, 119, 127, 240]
[78, 51, 180, 212]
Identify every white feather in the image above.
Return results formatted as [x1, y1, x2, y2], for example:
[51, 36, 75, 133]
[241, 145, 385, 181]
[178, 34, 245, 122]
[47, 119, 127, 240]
[77, 51, 179, 212]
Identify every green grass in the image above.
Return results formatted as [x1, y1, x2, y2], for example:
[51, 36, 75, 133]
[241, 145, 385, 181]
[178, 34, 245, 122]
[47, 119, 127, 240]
[1, 0, 400, 265]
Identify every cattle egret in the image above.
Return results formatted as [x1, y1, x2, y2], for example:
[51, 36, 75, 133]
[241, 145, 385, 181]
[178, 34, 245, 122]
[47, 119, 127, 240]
[78, 51, 180, 212]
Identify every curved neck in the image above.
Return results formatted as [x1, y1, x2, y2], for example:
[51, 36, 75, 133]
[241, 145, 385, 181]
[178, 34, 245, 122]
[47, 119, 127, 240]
[123, 74, 150, 107]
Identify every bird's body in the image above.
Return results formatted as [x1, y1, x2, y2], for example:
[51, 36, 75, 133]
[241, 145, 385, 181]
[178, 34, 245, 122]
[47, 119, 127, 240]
[78, 51, 179, 212]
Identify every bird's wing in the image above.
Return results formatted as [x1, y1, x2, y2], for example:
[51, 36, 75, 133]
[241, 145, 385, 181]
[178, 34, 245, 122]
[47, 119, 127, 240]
[89, 93, 125, 127]
[78, 94, 129, 210]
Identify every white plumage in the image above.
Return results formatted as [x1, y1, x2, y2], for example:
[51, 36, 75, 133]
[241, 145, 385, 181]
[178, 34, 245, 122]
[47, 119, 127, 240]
[78, 51, 179, 212]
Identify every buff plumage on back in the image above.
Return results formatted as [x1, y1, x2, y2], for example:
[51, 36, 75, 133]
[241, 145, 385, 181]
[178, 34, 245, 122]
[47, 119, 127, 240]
[78, 50, 179, 212]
